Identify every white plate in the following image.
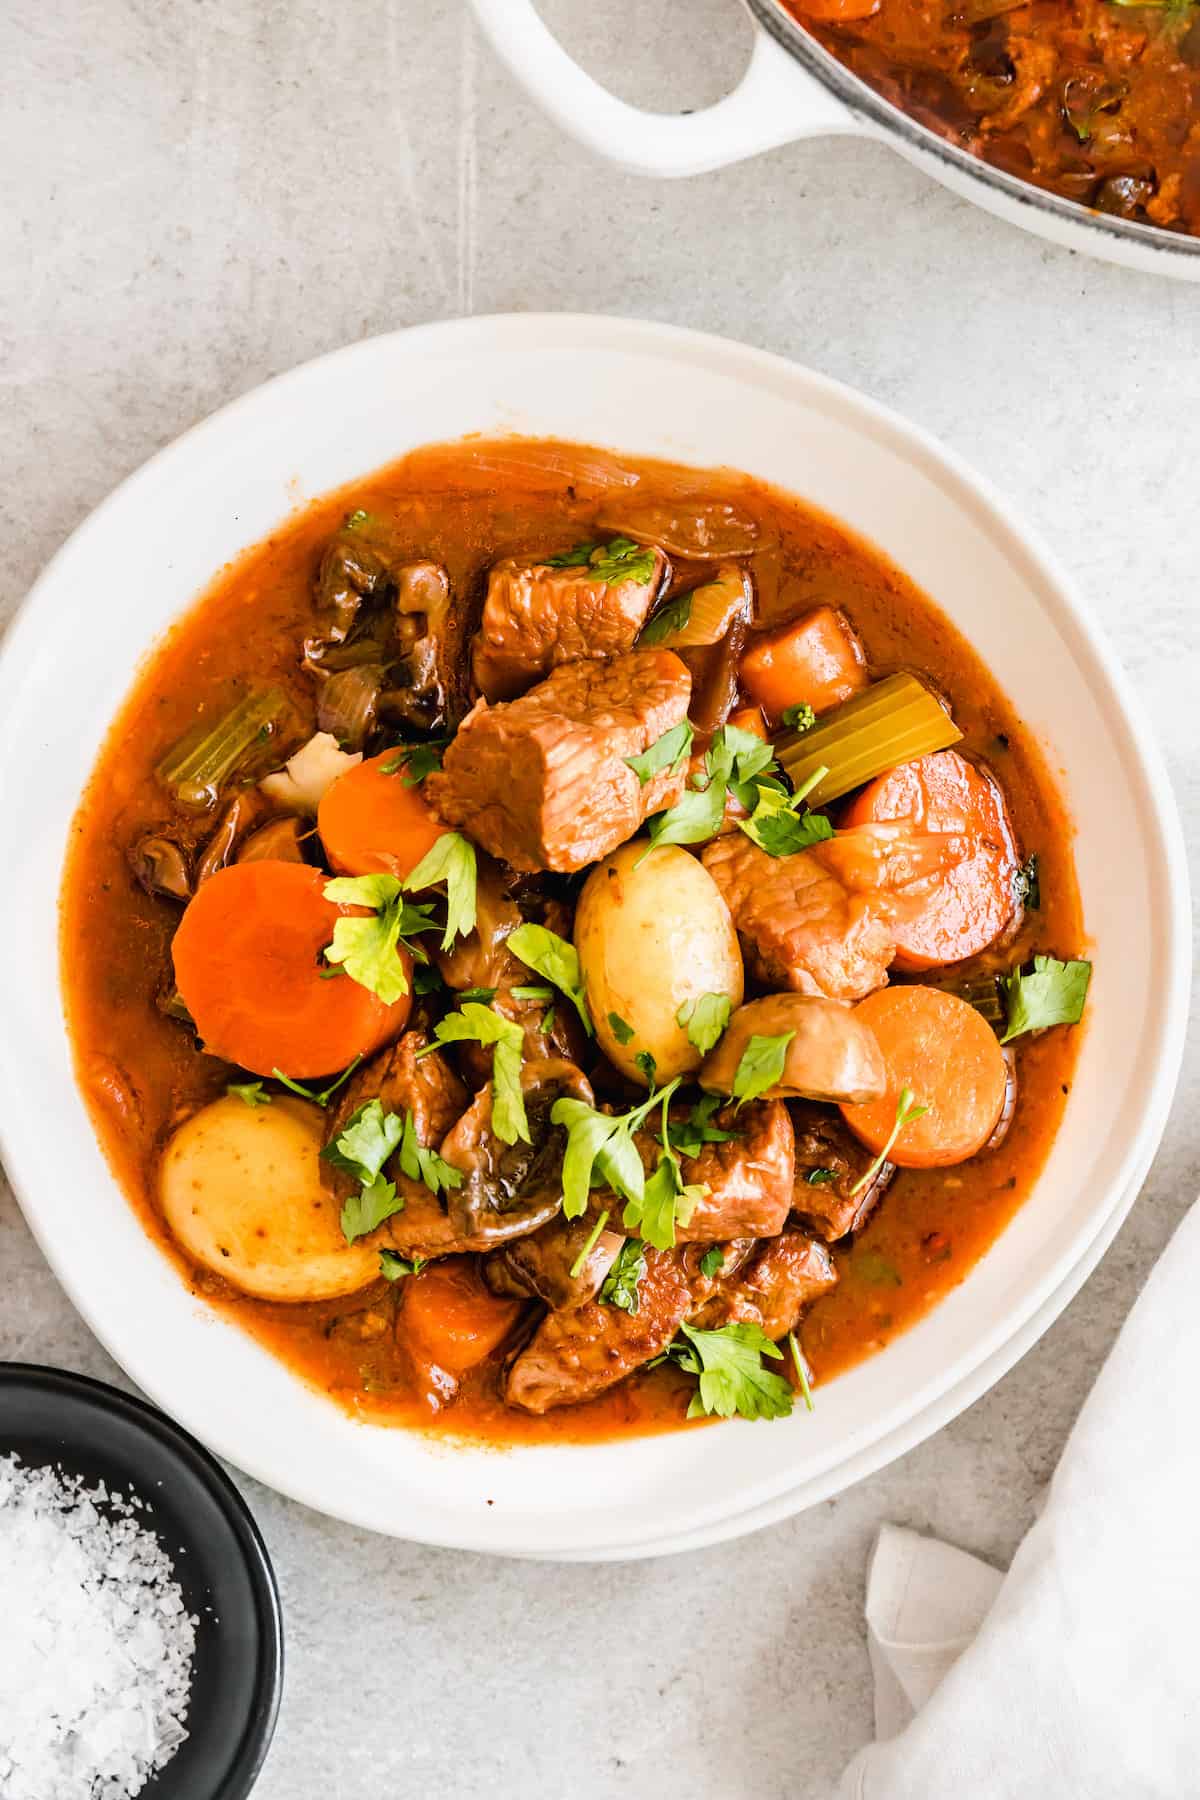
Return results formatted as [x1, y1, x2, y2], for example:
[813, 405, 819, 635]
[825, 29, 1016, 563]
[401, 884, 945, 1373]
[0, 315, 1188, 1558]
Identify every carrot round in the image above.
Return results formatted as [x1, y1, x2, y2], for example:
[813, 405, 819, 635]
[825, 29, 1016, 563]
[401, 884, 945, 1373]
[739, 606, 867, 725]
[172, 861, 411, 1078]
[402, 1259, 524, 1374]
[841, 986, 1008, 1167]
[726, 704, 768, 740]
[318, 748, 448, 880]
[844, 749, 1018, 970]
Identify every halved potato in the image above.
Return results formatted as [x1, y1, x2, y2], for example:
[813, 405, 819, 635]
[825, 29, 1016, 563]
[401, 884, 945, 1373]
[160, 1094, 378, 1301]
[574, 842, 743, 1085]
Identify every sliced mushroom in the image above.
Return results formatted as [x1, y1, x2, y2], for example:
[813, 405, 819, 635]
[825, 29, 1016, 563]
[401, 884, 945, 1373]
[194, 790, 268, 885]
[130, 834, 192, 901]
[699, 994, 887, 1106]
[316, 662, 385, 752]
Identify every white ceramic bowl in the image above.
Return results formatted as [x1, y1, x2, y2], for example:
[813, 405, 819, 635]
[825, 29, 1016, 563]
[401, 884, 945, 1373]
[0, 315, 1187, 1559]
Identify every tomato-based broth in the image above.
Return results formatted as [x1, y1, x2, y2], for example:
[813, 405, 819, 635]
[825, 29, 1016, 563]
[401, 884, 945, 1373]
[61, 438, 1085, 1445]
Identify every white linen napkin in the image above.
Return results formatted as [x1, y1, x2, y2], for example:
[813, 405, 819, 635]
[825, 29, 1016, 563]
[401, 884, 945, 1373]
[837, 1200, 1200, 1800]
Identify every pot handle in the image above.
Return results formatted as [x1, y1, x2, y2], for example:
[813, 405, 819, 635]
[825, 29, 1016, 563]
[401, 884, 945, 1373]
[466, 1, 859, 179]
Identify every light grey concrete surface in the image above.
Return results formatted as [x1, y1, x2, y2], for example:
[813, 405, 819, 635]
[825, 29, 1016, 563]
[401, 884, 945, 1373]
[2, 2, 1198, 1796]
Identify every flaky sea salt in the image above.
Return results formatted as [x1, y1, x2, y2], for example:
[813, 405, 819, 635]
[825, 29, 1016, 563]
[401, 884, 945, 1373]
[0, 1454, 197, 1799]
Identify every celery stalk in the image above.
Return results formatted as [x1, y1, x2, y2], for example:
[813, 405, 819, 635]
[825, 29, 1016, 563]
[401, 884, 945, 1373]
[156, 687, 289, 810]
[775, 673, 961, 806]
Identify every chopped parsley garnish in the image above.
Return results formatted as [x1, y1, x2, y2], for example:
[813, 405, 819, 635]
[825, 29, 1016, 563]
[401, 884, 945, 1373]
[459, 985, 498, 1004]
[270, 1056, 362, 1108]
[729, 1031, 795, 1110]
[552, 1077, 686, 1232]
[412, 963, 446, 997]
[397, 1110, 462, 1198]
[599, 1237, 646, 1314]
[667, 1093, 738, 1159]
[322, 874, 439, 1003]
[425, 1003, 529, 1145]
[379, 1250, 426, 1281]
[805, 1166, 839, 1187]
[544, 537, 658, 587]
[738, 764, 833, 858]
[699, 1246, 725, 1279]
[676, 992, 731, 1058]
[511, 984, 554, 1002]
[402, 832, 478, 952]
[850, 1086, 929, 1197]
[607, 1011, 636, 1046]
[508, 922, 593, 1034]
[323, 1098, 407, 1243]
[380, 742, 444, 785]
[641, 722, 786, 857]
[639, 591, 692, 646]
[227, 1080, 271, 1107]
[674, 1321, 794, 1421]
[635, 1050, 658, 1089]
[781, 702, 816, 733]
[1000, 955, 1091, 1043]
[623, 719, 694, 787]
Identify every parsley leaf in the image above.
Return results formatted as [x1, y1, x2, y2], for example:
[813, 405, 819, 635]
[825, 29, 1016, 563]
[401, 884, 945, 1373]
[607, 1011, 636, 1046]
[781, 702, 816, 733]
[623, 719, 695, 787]
[544, 537, 657, 587]
[380, 742, 444, 785]
[323, 1098, 404, 1185]
[699, 1246, 725, 1279]
[379, 1249, 426, 1281]
[599, 1237, 646, 1314]
[738, 770, 833, 858]
[508, 922, 593, 1034]
[397, 1109, 462, 1198]
[227, 1080, 271, 1107]
[676, 1321, 794, 1421]
[428, 1003, 529, 1145]
[341, 1176, 404, 1244]
[706, 723, 778, 789]
[459, 985, 498, 1003]
[805, 1166, 839, 1186]
[642, 722, 783, 858]
[639, 592, 692, 646]
[323, 875, 438, 1002]
[635, 1049, 658, 1089]
[1001, 955, 1091, 1043]
[643, 781, 728, 855]
[676, 992, 732, 1057]
[730, 1031, 795, 1109]
[620, 1083, 705, 1250]
[850, 1086, 929, 1197]
[413, 963, 446, 997]
[402, 832, 478, 952]
[666, 1093, 739, 1159]
[551, 1079, 680, 1221]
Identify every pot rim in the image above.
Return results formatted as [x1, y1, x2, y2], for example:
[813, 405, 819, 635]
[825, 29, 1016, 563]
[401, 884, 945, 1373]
[747, 0, 1200, 264]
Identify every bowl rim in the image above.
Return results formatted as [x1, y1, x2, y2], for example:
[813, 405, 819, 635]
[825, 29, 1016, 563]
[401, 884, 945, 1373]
[0, 1362, 284, 1793]
[746, 0, 1200, 268]
[0, 313, 1189, 1556]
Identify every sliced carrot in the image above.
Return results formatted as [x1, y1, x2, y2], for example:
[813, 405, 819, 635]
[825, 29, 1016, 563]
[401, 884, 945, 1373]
[172, 861, 411, 1078]
[318, 748, 448, 880]
[795, 0, 880, 19]
[844, 749, 1018, 970]
[402, 1259, 524, 1374]
[739, 606, 867, 725]
[841, 986, 1008, 1168]
[726, 704, 768, 740]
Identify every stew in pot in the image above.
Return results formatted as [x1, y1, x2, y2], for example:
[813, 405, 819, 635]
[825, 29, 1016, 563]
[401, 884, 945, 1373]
[61, 437, 1089, 1444]
[782, 0, 1200, 236]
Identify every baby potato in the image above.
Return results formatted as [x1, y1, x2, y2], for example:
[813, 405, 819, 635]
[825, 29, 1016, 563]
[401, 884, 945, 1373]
[160, 1093, 379, 1302]
[575, 842, 743, 1085]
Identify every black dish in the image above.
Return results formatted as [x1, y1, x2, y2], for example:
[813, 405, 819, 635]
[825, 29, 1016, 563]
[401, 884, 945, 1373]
[0, 1363, 283, 1800]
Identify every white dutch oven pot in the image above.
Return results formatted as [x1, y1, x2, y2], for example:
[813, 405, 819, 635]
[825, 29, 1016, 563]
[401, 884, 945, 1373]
[468, 0, 1200, 281]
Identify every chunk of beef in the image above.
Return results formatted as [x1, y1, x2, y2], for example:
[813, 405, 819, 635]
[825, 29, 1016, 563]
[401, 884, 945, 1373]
[788, 1099, 896, 1241]
[471, 546, 666, 702]
[426, 649, 691, 873]
[689, 1229, 837, 1338]
[702, 832, 895, 1001]
[385, 1057, 594, 1258]
[483, 1204, 625, 1310]
[504, 1242, 719, 1413]
[628, 1099, 795, 1241]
